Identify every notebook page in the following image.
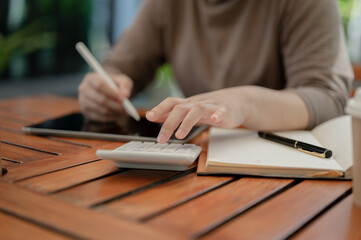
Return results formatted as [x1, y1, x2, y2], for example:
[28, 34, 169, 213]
[311, 115, 352, 171]
[207, 128, 343, 171]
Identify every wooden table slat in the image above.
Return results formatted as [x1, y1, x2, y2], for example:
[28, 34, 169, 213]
[0, 111, 37, 123]
[0, 107, 47, 123]
[2, 159, 21, 169]
[1, 129, 88, 155]
[2, 143, 121, 182]
[0, 181, 179, 240]
[98, 172, 233, 221]
[17, 160, 122, 193]
[293, 194, 361, 240]
[0, 116, 29, 130]
[0, 95, 80, 120]
[2, 141, 54, 164]
[0, 211, 71, 240]
[51, 136, 118, 147]
[202, 180, 352, 240]
[147, 177, 294, 238]
[53, 169, 185, 207]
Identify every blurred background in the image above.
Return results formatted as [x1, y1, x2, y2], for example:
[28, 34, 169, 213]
[0, 0, 360, 106]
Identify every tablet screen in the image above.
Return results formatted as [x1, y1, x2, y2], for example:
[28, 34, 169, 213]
[23, 113, 207, 143]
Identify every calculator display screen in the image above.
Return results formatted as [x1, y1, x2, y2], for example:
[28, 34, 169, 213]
[23, 113, 207, 143]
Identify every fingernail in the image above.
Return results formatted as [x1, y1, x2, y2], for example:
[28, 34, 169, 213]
[176, 129, 186, 139]
[211, 113, 222, 123]
[211, 114, 218, 122]
[146, 111, 156, 120]
[157, 132, 167, 143]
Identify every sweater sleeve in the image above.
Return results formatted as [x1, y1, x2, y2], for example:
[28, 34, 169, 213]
[281, 0, 353, 129]
[103, 0, 165, 96]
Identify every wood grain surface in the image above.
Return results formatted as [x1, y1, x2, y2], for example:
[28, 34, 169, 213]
[0, 212, 71, 240]
[293, 194, 361, 240]
[2, 129, 86, 155]
[53, 169, 183, 207]
[2, 140, 56, 164]
[202, 180, 352, 240]
[17, 160, 122, 193]
[2, 146, 106, 182]
[0, 182, 179, 240]
[0, 95, 360, 239]
[147, 177, 294, 238]
[99, 172, 233, 221]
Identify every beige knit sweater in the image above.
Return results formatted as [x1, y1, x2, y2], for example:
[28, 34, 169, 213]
[104, 0, 353, 129]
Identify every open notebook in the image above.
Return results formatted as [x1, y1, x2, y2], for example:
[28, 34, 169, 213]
[198, 115, 352, 179]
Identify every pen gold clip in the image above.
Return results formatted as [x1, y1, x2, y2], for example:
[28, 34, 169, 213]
[296, 148, 327, 158]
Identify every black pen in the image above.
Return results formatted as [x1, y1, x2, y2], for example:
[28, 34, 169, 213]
[258, 131, 332, 158]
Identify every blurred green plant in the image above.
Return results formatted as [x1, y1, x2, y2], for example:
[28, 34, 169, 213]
[0, 17, 56, 76]
[339, 0, 355, 37]
[0, 0, 92, 79]
[154, 63, 174, 84]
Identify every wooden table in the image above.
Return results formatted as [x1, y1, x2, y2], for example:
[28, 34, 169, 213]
[1, 95, 360, 240]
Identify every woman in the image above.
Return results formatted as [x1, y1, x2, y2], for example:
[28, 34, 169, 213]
[78, 0, 353, 143]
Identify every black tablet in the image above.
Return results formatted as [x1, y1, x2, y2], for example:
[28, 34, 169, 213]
[22, 113, 207, 143]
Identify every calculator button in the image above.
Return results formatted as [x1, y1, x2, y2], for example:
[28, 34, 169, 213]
[139, 142, 155, 151]
[120, 141, 143, 151]
[147, 143, 168, 152]
[161, 144, 182, 153]
[176, 144, 195, 153]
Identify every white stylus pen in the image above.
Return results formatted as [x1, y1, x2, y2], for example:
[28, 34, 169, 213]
[75, 42, 140, 121]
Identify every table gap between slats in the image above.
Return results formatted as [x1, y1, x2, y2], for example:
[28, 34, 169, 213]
[2, 158, 21, 169]
[16, 159, 124, 193]
[134, 177, 295, 239]
[286, 187, 352, 239]
[1, 129, 88, 155]
[2, 141, 57, 163]
[0, 181, 177, 240]
[292, 194, 361, 239]
[2, 141, 121, 182]
[199, 180, 352, 240]
[52, 168, 196, 208]
[96, 173, 235, 222]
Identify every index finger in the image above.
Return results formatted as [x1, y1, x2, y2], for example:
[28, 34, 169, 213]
[146, 97, 188, 122]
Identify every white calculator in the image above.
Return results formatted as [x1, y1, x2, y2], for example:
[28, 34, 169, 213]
[96, 141, 202, 171]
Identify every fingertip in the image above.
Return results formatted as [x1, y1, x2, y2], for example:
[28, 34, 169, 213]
[175, 129, 186, 139]
[146, 111, 156, 121]
[211, 113, 222, 123]
[157, 132, 168, 143]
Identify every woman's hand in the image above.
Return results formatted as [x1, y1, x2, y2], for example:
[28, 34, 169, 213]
[146, 86, 309, 143]
[78, 72, 133, 122]
[146, 88, 249, 143]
